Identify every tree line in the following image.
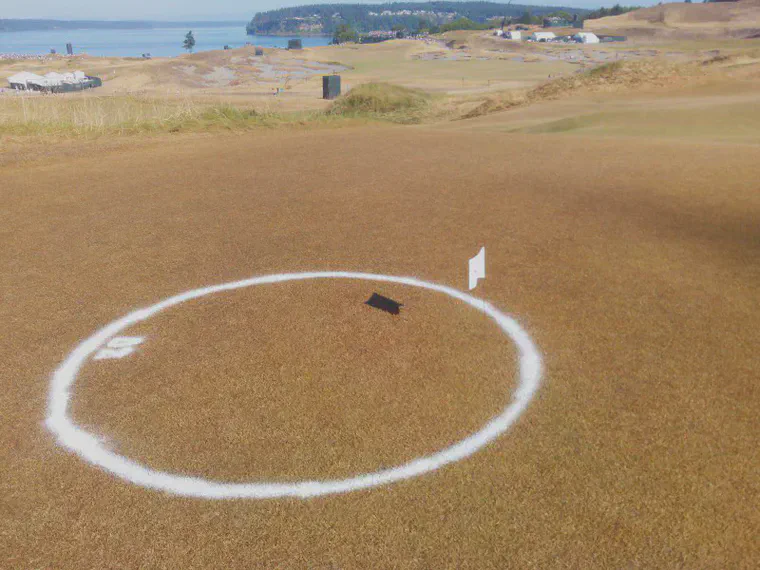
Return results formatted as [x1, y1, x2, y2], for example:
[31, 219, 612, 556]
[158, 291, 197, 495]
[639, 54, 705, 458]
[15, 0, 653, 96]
[583, 4, 640, 21]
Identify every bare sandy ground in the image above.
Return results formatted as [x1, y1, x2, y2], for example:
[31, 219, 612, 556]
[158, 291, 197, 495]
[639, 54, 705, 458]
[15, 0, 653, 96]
[1, 123, 758, 567]
[586, 0, 760, 39]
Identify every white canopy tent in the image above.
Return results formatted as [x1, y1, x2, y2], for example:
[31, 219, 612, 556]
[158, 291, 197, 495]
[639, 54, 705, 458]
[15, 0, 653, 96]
[533, 31, 556, 42]
[7, 71, 45, 88]
[8, 70, 92, 90]
[574, 32, 600, 44]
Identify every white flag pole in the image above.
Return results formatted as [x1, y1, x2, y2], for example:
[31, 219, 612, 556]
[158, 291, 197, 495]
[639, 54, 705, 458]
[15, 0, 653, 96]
[481, 244, 486, 313]
[483, 245, 486, 312]
[468, 246, 486, 312]
[468, 246, 485, 290]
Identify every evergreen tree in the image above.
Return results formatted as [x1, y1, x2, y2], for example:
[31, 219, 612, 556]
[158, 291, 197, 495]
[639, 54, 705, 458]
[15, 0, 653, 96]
[183, 31, 196, 53]
[332, 24, 358, 44]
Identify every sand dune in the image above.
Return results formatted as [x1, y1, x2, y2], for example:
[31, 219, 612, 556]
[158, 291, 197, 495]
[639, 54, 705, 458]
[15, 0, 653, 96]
[585, 0, 760, 38]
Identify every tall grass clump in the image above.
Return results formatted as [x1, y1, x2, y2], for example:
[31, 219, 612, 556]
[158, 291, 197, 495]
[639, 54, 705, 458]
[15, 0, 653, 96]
[327, 82, 431, 122]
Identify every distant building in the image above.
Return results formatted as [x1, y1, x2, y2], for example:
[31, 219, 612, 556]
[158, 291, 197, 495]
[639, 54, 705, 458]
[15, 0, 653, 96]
[543, 17, 571, 28]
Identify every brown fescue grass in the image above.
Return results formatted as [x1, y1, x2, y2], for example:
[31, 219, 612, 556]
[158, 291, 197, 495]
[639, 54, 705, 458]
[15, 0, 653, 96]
[0, 94, 286, 136]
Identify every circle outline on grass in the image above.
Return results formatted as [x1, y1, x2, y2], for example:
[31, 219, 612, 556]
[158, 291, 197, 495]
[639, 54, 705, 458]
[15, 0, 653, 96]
[46, 271, 543, 500]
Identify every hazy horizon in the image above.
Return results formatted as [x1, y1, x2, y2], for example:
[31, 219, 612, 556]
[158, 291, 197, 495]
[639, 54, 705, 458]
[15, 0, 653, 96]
[4, 0, 663, 21]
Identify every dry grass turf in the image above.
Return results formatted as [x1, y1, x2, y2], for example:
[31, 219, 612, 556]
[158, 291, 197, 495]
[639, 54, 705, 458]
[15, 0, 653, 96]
[1, 124, 758, 568]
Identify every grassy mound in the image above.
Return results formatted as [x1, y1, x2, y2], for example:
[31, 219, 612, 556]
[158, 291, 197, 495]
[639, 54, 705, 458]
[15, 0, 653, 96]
[530, 59, 706, 101]
[328, 82, 431, 121]
[460, 58, 712, 121]
[459, 91, 528, 120]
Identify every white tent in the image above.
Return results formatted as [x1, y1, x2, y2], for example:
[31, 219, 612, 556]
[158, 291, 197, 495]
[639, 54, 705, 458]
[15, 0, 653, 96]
[574, 32, 600, 44]
[505, 31, 522, 40]
[8, 69, 91, 90]
[533, 31, 556, 42]
[44, 72, 66, 86]
[7, 71, 45, 87]
[46, 71, 86, 83]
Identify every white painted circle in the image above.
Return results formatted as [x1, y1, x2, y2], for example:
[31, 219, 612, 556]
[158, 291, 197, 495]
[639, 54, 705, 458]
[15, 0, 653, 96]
[46, 272, 543, 499]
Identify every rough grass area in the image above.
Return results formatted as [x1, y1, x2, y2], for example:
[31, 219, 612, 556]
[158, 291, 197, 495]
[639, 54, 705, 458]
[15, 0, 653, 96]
[0, 83, 434, 137]
[0, 91, 384, 137]
[0, 95, 286, 136]
[327, 82, 431, 122]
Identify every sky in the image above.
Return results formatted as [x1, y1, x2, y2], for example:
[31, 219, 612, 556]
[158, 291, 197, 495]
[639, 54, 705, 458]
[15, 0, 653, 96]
[4, 0, 662, 21]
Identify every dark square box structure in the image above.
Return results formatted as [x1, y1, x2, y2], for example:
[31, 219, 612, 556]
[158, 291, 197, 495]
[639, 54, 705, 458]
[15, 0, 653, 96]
[323, 75, 341, 100]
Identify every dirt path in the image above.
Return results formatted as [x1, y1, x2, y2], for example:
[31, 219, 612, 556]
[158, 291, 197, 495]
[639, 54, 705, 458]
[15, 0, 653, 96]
[1, 127, 758, 568]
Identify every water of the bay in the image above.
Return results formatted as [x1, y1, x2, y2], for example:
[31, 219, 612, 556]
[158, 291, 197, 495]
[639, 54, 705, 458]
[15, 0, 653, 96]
[0, 26, 332, 57]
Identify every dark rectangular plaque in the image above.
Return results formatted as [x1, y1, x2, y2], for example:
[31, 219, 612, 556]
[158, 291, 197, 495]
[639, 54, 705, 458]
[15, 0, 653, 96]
[365, 293, 403, 315]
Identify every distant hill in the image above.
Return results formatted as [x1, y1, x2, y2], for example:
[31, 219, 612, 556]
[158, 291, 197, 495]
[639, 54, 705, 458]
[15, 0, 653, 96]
[247, 2, 591, 36]
[0, 20, 244, 32]
[584, 0, 760, 38]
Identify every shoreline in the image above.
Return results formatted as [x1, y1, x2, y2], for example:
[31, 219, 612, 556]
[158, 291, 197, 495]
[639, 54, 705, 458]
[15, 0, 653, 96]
[246, 32, 332, 38]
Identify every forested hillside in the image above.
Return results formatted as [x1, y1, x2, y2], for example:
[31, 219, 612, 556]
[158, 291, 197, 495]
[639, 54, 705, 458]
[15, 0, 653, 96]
[246, 2, 591, 35]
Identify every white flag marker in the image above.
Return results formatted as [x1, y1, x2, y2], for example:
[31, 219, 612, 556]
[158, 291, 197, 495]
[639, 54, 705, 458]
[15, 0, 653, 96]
[468, 246, 486, 290]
